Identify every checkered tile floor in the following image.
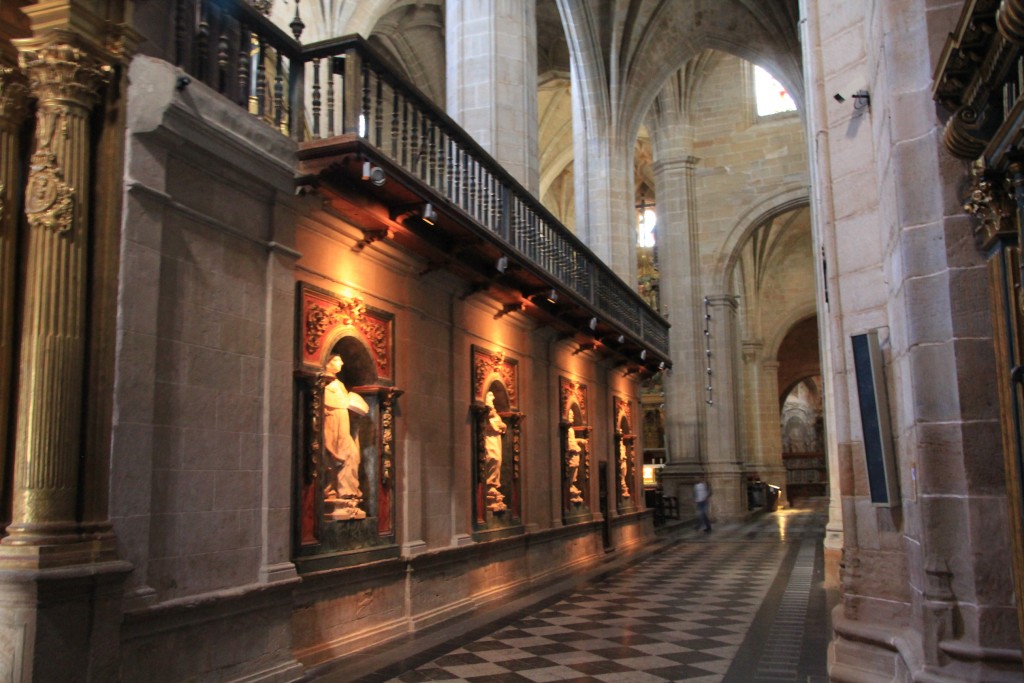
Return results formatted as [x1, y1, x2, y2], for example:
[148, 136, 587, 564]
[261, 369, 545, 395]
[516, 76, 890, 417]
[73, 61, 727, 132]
[374, 506, 828, 683]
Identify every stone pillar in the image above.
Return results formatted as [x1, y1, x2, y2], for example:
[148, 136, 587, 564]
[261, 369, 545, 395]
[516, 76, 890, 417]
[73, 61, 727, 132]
[655, 155, 706, 500]
[446, 0, 539, 194]
[759, 359, 788, 506]
[0, 65, 29, 527]
[3, 31, 108, 552]
[703, 295, 746, 521]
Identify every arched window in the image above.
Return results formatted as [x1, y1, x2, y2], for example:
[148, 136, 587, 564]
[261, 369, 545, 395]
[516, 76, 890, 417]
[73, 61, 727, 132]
[754, 65, 796, 117]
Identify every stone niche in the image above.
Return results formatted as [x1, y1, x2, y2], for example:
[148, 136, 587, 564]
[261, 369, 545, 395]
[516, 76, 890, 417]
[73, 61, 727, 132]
[560, 376, 592, 523]
[614, 396, 637, 513]
[294, 282, 401, 570]
[471, 345, 524, 539]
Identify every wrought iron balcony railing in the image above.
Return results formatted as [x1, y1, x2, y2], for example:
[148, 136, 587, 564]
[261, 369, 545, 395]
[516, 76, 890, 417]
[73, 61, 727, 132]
[171, 0, 670, 361]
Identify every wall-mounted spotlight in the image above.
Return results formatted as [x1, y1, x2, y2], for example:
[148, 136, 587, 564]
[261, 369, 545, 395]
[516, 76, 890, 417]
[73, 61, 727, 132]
[617, 334, 625, 344]
[496, 255, 509, 273]
[362, 161, 386, 186]
[640, 350, 647, 361]
[421, 203, 437, 226]
[588, 316, 598, 331]
[546, 288, 558, 304]
[658, 361, 666, 371]
[176, 75, 192, 91]
[834, 90, 870, 110]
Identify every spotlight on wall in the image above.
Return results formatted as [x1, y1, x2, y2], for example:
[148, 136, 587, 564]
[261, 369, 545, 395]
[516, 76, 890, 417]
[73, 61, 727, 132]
[496, 255, 509, 273]
[362, 161, 386, 186]
[834, 90, 870, 109]
[588, 316, 598, 331]
[617, 334, 625, 344]
[421, 203, 437, 226]
[658, 361, 666, 371]
[640, 350, 647, 361]
[546, 288, 558, 304]
[176, 75, 192, 91]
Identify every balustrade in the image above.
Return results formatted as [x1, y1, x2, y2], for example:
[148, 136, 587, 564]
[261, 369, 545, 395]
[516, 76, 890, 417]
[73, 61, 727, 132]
[171, 0, 668, 356]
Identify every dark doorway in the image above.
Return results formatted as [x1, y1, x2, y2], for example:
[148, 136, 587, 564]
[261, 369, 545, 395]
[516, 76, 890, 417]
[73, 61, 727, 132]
[598, 462, 611, 550]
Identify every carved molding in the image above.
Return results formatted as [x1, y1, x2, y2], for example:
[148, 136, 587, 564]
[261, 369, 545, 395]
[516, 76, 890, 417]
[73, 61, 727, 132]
[963, 158, 1016, 249]
[299, 283, 394, 382]
[472, 346, 518, 409]
[998, 0, 1024, 44]
[559, 377, 588, 423]
[943, 107, 988, 160]
[305, 298, 366, 356]
[24, 150, 74, 235]
[19, 35, 109, 113]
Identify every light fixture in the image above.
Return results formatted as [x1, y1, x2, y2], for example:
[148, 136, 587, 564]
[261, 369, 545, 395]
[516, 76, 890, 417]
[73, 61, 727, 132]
[546, 288, 558, 304]
[617, 334, 625, 344]
[362, 161, 386, 186]
[421, 203, 437, 225]
[588, 316, 598, 331]
[496, 255, 509, 273]
[658, 361, 666, 371]
[640, 350, 647, 361]
[834, 90, 870, 110]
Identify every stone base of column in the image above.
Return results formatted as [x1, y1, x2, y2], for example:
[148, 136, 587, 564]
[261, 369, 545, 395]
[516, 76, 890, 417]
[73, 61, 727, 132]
[0, 532, 119, 570]
[658, 462, 705, 507]
[706, 462, 748, 523]
[0, 559, 131, 681]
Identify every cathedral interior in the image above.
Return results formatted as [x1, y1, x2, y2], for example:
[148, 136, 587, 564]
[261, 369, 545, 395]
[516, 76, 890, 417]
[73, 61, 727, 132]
[0, 0, 1023, 681]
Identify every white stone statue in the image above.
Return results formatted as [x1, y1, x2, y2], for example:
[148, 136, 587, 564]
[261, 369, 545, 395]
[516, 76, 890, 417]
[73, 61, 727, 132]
[323, 355, 369, 520]
[565, 408, 584, 504]
[619, 439, 631, 499]
[482, 391, 507, 512]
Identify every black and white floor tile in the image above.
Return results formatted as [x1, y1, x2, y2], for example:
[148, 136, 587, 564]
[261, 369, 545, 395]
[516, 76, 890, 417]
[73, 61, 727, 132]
[379, 506, 828, 683]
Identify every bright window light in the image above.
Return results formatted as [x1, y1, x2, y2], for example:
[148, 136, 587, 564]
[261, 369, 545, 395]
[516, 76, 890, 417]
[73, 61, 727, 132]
[754, 65, 796, 116]
[637, 208, 657, 248]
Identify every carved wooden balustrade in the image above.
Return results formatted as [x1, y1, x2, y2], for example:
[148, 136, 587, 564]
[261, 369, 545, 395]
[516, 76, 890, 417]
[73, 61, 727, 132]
[170, 0, 671, 365]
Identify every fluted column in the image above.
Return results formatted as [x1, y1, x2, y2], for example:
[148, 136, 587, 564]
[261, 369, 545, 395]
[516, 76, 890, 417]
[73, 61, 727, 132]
[0, 65, 29, 527]
[3, 32, 107, 548]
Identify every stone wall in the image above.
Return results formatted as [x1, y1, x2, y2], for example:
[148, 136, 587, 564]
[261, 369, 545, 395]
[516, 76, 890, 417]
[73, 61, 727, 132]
[110, 53, 652, 680]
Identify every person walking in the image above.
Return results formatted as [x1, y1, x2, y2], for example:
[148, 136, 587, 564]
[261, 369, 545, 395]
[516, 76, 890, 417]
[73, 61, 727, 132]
[694, 478, 712, 532]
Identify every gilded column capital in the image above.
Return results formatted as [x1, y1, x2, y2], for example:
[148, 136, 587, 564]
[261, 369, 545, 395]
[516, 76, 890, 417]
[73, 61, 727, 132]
[18, 31, 109, 112]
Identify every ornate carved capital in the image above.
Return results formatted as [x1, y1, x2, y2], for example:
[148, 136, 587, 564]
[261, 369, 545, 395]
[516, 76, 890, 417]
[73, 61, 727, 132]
[942, 106, 987, 160]
[19, 32, 109, 113]
[963, 158, 1016, 249]
[998, 0, 1024, 44]
[304, 297, 366, 356]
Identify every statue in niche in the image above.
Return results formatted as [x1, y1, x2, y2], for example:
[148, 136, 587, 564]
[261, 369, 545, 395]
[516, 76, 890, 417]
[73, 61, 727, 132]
[565, 408, 584, 504]
[618, 439, 631, 499]
[482, 391, 508, 512]
[323, 354, 370, 520]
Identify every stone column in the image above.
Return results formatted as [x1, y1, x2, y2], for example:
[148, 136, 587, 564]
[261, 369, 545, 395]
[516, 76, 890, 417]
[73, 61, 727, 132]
[3, 32, 108, 552]
[0, 65, 29, 526]
[446, 0, 539, 194]
[703, 294, 746, 521]
[655, 155, 706, 500]
[758, 359, 788, 506]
